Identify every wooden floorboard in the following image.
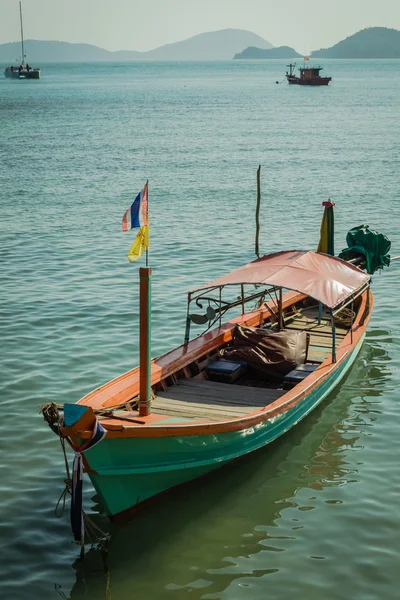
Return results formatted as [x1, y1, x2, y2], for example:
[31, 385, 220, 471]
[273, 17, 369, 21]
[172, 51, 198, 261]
[308, 346, 331, 363]
[152, 379, 286, 420]
[151, 309, 348, 419]
[287, 322, 347, 337]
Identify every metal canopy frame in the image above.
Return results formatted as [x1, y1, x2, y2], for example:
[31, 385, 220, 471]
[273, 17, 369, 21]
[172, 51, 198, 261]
[183, 279, 370, 365]
[184, 284, 281, 344]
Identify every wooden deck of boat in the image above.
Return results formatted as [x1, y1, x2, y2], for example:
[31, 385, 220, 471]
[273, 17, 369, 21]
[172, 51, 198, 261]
[152, 380, 286, 421]
[150, 307, 349, 422]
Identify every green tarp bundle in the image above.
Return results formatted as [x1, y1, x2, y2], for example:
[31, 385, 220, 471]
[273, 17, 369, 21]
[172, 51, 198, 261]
[339, 225, 391, 275]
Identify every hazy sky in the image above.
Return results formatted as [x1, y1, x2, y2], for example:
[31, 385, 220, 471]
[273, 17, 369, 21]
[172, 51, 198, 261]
[2, 0, 400, 54]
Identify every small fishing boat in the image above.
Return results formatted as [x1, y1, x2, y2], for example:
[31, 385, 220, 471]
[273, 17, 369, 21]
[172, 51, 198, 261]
[4, 2, 40, 80]
[42, 197, 392, 548]
[286, 62, 331, 85]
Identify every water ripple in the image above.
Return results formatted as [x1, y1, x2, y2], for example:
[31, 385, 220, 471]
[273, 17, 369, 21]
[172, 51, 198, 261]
[1, 60, 400, 600]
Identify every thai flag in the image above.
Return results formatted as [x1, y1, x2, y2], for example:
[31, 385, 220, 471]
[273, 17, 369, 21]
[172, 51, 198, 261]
[122, 182, 148, 231]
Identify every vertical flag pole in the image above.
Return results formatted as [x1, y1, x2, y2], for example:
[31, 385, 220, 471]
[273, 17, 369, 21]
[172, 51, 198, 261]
[145, 179, 149, 268]
[139, 266, 152, 417]
[139, 179, 151, 417]
[123, 180, 151, 416]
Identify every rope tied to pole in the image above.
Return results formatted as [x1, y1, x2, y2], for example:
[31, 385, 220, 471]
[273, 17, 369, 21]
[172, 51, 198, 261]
[41, 402, 62, 434]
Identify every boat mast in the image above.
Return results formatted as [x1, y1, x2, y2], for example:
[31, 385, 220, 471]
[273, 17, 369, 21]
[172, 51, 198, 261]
[286, 63, 296, 77]
[19, 1, 25, 67]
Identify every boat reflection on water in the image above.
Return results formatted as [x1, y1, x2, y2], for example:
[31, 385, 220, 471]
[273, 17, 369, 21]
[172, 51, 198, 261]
[64, 333, 392, 600]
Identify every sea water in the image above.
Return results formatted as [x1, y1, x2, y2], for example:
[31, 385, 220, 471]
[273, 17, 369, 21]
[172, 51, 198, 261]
[1, 60, 400, 600]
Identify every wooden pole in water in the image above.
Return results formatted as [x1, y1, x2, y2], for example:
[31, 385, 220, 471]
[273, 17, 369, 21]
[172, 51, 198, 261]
[139, 267, 152, 417]
[255, 165, 261, 259]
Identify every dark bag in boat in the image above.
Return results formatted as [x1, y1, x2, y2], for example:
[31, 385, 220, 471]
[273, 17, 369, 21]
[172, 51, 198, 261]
[221, 325, 309, 380]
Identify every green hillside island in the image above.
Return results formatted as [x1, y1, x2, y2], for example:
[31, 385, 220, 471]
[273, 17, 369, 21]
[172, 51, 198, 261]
[311, 27, 400, 58]
[234, 46, 302, 59]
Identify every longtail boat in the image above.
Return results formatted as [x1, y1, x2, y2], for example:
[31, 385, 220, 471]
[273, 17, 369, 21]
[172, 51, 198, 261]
[42, 199, 392, 547]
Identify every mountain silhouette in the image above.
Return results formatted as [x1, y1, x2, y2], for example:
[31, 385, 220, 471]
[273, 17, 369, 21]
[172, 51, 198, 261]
[0, 29, 273, 62]
[311, 27, 400, 58]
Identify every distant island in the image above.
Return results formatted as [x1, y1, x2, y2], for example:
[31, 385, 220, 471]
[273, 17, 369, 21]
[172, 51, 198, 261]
[0, 40, 141, 62]
[0, 29, 273, 62]
[234, 46, 302, 59]
[311, 27, 400, 58]
[235, 27, 400, 60]
[2, 26, 398, 63]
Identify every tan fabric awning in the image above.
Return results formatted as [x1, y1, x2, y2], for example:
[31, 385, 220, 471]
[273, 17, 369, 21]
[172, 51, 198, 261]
[190, 250, 370, 309]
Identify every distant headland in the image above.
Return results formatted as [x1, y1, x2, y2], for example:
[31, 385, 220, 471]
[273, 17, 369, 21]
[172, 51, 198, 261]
[235, 27, 400, 60]
[1, 26, 399, 63]
[0, 29, 272, 62]
[311, 27, 400, 58]
[234, 46, 302, 59]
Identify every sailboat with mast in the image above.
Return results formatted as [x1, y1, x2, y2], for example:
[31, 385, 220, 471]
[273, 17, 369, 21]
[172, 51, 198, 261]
[4, 2, 40, 79]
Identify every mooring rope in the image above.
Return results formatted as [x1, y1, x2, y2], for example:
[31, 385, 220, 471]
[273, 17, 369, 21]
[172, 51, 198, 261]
[41, 402, 112, 598]
[55, 476, 72, 518]
[54, 583, 68, 599]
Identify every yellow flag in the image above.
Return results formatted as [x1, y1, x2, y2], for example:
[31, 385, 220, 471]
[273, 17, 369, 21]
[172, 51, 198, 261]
[126, 225, 149, 263]
[317, 210, 329, 254]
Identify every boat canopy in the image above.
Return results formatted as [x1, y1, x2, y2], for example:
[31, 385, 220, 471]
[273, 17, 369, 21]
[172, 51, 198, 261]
[190, 251, 370, 309]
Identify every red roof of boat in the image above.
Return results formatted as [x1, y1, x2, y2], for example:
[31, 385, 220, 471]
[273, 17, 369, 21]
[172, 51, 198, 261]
[191, 251, 370, 309]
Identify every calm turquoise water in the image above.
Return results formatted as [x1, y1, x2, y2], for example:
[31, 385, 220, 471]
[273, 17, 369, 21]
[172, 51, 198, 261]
[1, 60, 400, 600]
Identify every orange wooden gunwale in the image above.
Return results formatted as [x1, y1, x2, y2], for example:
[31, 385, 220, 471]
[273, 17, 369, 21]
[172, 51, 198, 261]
[79, 290, 303, 410]
[74, 289, 372, 439]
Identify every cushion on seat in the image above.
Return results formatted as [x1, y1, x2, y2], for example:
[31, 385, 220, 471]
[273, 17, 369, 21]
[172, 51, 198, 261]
[221, 325, 310, 381]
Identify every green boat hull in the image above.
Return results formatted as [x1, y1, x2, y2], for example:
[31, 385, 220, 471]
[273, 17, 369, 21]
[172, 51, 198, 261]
[84, 336, 364, 519]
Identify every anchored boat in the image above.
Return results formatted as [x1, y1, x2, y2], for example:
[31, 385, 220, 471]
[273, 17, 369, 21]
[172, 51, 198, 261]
[42, 196, 392, 547]
[286, 62, 331, 86]
[4, 2, 40, 80]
